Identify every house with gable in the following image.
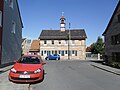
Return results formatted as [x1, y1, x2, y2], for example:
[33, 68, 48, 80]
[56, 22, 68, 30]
[39, 15, 87, 60]
[29, 40, 40, 55]
[0, 0, 23, 65]
[102, 0, 120, 63]
[22, 38, 31, 55]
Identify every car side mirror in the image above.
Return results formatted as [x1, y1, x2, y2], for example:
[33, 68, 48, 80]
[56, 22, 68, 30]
[42, 62, 46, 65]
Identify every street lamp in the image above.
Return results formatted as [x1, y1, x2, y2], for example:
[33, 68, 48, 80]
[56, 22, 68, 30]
[68, 23, 71, 60]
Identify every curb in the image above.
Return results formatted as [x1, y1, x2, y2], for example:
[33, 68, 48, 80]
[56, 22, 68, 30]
[91, 64, 120, 76]
[0, 65, 13, 74]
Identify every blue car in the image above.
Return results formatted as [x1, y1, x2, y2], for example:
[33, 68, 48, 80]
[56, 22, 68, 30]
[45, 54, 60, 60]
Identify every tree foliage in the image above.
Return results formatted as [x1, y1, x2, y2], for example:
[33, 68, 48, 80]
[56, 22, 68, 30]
[93, 36, 104, 54]
[87, 36, 104, 54]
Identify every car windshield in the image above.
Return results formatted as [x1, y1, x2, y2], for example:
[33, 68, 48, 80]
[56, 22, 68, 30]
[54, 54, 58, 56]
[18, 56, 40, 64]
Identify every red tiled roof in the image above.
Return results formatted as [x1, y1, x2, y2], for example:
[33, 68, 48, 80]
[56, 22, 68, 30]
[29, 40, 40, 51]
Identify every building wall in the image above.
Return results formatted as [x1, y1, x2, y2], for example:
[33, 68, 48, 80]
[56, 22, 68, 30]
[1, 0, 22, 64]
[22, 39, 31, 54]
[104, 4, 120, 62]
[0, 0, 3, 64]
[40, 40, 86, 60]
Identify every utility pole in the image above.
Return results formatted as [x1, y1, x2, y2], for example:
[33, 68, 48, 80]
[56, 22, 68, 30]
[68, 23, 71, 60]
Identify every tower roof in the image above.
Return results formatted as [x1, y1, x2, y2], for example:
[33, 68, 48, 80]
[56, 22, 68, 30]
[60, 16, 66, 20]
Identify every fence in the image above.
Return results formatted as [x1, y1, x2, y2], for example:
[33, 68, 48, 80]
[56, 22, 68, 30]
[86, 52, 102, 60]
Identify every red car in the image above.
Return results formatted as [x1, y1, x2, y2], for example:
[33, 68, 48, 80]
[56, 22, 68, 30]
[9, 54, 46, 83]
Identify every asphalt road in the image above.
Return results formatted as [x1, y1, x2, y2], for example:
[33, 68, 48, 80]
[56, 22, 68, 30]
[30, 60, 120, 90]
[0, 60, 120, 90]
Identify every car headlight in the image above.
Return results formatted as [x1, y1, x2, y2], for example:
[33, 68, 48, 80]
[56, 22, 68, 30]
[11, 68, 17, 73]
[34, 69, 41, 74]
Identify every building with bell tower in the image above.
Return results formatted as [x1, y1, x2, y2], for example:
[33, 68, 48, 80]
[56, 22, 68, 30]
[39, 14, 87, 60]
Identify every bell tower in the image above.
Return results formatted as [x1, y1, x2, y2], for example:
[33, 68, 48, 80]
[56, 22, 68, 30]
[60, 12, 66, 31]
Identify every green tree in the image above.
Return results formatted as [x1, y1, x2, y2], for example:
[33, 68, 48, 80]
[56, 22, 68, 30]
[90, 36, 104, 54]
[90, 43, 96, 53]
[94, 36, 104, 54]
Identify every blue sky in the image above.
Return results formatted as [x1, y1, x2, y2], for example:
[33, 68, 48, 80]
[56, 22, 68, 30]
[18, 0, 119, 46]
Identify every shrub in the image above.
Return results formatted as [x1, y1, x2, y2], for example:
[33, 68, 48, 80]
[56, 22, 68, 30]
[112, 62, 120, 69]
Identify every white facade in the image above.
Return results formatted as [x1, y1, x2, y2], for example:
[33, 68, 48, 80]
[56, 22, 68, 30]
[40, 40, 86, 60]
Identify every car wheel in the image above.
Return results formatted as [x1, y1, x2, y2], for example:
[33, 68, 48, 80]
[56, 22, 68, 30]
[47, 58, 49, 60]
[56, 58, 58, 60]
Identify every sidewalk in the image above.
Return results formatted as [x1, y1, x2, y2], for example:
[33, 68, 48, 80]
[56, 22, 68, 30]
[0, 65, 13, 74]
[90, 62, 120, 76]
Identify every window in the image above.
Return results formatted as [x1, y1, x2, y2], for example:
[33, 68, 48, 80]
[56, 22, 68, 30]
[55, 50, 57, 54]
[41, 51, 43, 56]
[65, 50, 68, 54]
[59, 50, 61, 54]
[61, 20, 64, 23]
[52, 50, 54, 54]
[44, 51, 46, 54]
[44, 40, 47, 44]
[58, 40, 61, 44]
[9, 0, 13, 8]
[61, 51, 64, 56]
[47, 51, 51, 56]
[75, 51, 77, 56]
[26, 40, 31, 44]
[11, 21, 16, 34]
[0, 11, 2, 27]
[112, 52, 120, 62]
[52, 40, 54, 44]
[118, 14, 120, 23]
[72, 50, 75, 54]
[111, 34, 120, 45]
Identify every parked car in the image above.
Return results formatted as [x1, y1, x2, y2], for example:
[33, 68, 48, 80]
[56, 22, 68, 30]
[45, 54, 60, 60]
[9, 54, 46, 83]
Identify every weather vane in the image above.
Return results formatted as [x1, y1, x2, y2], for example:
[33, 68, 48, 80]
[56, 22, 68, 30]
[62, 12, 64, 16]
